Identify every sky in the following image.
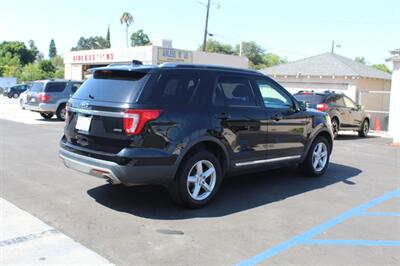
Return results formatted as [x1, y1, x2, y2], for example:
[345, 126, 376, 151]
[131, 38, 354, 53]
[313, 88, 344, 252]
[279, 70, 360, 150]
[1, 0, 399, 68]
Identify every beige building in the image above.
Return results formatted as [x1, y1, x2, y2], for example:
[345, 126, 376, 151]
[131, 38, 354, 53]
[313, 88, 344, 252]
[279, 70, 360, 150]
[262, 53, 392, 130]
[64, 43, 248, 81]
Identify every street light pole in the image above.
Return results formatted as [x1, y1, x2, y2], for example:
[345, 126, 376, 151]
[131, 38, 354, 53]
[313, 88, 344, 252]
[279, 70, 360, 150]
[202, 0, 211, 51]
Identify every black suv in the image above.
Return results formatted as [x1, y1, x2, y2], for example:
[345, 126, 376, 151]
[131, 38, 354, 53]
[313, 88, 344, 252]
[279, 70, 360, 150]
[59, 64, 333, 208]
[293, 91, 370, 138]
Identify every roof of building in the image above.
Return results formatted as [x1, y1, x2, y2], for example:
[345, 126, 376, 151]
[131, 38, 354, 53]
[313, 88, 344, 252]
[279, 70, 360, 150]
[262, 52, 391, 80]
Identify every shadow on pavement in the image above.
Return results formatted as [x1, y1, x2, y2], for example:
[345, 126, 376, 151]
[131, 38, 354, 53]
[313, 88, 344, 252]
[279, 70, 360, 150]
[87, 163, 361, 219]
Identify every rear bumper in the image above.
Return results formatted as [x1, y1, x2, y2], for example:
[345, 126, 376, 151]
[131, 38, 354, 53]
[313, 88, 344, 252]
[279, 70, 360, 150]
[25, 103, 57, 113]
[59, 146, 176, 186]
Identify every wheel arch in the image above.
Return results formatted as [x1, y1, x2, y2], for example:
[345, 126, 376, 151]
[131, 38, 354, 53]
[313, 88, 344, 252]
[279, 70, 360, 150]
[175, 137, 230, 177]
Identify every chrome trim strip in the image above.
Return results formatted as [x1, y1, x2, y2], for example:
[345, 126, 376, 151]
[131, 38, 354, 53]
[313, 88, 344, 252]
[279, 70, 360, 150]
[235, 155, 301, 167]
[68, 107, 125, 118]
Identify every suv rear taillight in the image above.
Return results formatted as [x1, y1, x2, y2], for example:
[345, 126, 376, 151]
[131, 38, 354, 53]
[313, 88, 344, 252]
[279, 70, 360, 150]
[316, 103, 329, 112]
[123, 109, 161, 135]
[38, 92, 50, 103]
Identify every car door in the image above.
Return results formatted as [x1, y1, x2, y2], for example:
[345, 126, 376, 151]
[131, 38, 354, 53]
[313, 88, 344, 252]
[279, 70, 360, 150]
[343, 95, 363, 127]
[328, 94, 351, 127]
[252, 78, 308, 161]
[211, 75, 268, 165]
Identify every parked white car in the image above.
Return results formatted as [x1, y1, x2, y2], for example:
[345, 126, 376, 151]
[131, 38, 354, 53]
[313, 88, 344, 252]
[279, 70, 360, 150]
[19, 90, 29, 109]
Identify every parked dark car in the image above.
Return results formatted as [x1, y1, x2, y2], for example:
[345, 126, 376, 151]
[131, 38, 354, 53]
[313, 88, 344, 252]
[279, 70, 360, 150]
[59, 64, 333, 208]
[25, 80, 83, 120]
[4, 84, 30, 98]
[293, 91, 370, 138]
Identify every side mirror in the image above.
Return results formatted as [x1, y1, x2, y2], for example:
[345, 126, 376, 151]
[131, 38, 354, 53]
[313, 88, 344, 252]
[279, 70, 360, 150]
[357, 104, 363, 110]
[297, 100, 308, 111]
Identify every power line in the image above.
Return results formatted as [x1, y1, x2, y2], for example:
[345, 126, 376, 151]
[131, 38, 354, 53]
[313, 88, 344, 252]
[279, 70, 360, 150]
[222, 3, 400, 25]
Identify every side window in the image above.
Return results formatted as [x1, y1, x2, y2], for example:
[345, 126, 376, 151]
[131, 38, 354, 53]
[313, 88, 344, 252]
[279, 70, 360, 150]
[216, 76, 257, 107]
[45, 82, 67, 93]
[329, 95, 345, 106]
[343, 96, 357, 109]
[141, 74, 199, 106]
[71, 83, 82, 93]
[255, 79, 292, 109]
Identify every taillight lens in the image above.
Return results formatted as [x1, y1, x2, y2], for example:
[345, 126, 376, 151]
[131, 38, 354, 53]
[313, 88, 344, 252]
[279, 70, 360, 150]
[123, 109, 161, 135]
[38, 92, 50, 103]
[316, 103, 329, 112]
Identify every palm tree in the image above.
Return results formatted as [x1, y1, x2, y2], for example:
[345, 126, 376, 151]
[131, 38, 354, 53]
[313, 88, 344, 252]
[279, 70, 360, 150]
[120, 12, 134, 47]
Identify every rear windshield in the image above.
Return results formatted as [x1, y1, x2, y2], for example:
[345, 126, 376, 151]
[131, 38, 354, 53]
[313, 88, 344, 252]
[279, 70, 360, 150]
[72, 70, 149, 103]
[294, 94, 326, 105]
[44, 82, 67, 93]
[30, 82, 44, 92]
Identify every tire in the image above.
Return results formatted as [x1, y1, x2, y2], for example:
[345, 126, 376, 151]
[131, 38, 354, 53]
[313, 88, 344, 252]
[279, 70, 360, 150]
[300, 136, 331, 177]
[331, 118, 339, 139]
[358, 119, 369, 138]
[168, 150, 223, 208]
[12, 92, 19, 98]
[40, 112, 54, 119]
[56, 104, 66, 121]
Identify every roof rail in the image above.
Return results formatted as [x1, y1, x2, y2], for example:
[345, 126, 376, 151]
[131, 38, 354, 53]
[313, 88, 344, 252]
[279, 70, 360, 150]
[159, 63, 259, 74]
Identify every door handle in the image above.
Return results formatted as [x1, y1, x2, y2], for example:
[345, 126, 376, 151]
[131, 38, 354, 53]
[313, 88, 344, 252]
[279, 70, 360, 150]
[216, 113, 231, 120]
[273, 114, 283, 121]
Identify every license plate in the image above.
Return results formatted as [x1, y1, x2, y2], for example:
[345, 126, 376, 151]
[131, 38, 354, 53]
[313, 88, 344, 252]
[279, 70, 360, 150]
[76, 115, 92, 132]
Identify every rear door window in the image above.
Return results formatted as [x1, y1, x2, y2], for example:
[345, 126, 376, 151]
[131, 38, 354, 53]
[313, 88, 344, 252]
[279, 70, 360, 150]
[214, 76, 257, 107]
[140, 73, 199, 106]
[45, 82, 67, 93]
[328, 95, 345, 107]
[72, 70, 149, 103]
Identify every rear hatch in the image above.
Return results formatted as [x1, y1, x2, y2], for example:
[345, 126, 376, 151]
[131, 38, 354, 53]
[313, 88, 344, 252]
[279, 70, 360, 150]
[26, 81, 67, 106]
[294, 93, 327, 109]
[64, 69, 153, 155]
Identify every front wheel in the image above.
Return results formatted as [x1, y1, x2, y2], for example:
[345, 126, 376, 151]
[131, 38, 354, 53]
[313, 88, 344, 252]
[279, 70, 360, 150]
[13, 92, 19, 98]
[168, 150, 222, 208]
[358, 119, 369, 138]
[331, 118, 339, 139]
[300, 136, 331, 177]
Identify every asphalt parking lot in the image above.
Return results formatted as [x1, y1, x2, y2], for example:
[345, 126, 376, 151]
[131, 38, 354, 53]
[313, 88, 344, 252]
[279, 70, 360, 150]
[1, 96, 399, 265]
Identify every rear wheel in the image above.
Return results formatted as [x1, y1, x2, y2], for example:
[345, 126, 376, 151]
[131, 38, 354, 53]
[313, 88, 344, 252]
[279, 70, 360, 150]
[300, 136, 330, 177]
[40, 112, 54, 119]
[331, 118, 339, 139]
[358, 119, 369, 137]
[168, 150, 222, 208]
[56, 104, 66, 121]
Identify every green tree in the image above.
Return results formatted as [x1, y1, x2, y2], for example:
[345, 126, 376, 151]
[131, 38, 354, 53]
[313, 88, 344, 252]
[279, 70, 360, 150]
[49, 39, 57, 58]
[120, 12, 134, 47]
[28, 40, 40, 60]
[263, 53, 288, 68]
[355, 56, 366, 64]
[71, 36, 110, 51]
[130, 29, 151, 46]
[200, 39, 237, 55]
[237, 41, 265, 69]
[106, 25, 111, 48]
[0, 54, 21, 77]
[19, 63, 46, 81]
[38, 60, 56, 74]
[0, 41, 37, 65]
[372, 64, 391, 74]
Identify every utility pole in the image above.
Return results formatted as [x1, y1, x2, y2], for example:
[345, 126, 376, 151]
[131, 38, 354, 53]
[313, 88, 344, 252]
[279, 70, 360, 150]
[202, 0, 211, 51]
[331, 40, 335, 53]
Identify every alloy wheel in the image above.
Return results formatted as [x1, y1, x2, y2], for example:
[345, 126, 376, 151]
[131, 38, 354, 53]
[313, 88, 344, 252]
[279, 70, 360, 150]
[312, 142, 328, 172]
[186, 160, 217, 201]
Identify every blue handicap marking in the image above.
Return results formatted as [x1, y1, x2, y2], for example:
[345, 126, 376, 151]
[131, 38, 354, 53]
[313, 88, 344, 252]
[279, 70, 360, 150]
[237, 187, 400, 266]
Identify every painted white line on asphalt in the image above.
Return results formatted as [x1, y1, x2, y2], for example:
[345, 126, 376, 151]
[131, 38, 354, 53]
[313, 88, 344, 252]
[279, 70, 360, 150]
[0, 198, 114, 265]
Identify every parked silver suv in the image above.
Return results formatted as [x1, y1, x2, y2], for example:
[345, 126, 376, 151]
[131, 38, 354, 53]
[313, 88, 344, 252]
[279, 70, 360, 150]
[25, 80, 82, 120]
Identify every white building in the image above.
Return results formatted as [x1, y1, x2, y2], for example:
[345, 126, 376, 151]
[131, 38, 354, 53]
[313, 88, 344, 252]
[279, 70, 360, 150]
[64, 44, 248, 81]
[387, 49, 400, 143]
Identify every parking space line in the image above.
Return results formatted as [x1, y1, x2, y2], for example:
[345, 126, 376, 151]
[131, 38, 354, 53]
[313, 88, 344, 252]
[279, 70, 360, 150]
[237, 188, 400, 266]
[302, 239, 400, 246]
[361, 212, 400, 217]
